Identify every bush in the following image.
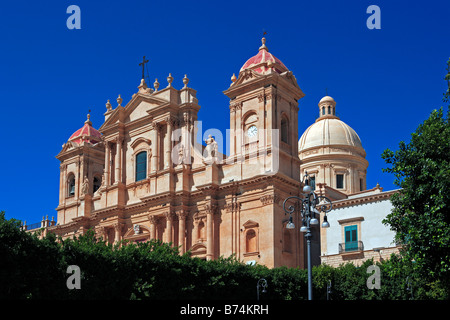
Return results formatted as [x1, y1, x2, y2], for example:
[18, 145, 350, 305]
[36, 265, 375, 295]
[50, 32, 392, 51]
[0, 211, 447, 300]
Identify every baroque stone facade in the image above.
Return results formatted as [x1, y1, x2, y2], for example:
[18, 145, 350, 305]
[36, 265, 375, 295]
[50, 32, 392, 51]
[26, 37, 400, 269]
[47, 38, 306, 268]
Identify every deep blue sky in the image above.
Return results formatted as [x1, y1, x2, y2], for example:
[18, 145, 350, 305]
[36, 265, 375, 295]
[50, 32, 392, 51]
[1, 0, 449, 224]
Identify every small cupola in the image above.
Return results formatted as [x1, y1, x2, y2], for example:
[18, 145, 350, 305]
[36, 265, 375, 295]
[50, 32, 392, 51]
[317, 96, 338, 121]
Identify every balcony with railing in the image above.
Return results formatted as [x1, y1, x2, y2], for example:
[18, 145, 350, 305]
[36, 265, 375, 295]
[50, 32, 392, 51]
[338, 241, 364, 254]
[22, 216, 56, 231]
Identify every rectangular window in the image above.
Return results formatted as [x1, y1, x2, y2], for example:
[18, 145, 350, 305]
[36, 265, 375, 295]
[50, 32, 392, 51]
[310, 176, 316, 190]
[360, 178, 364, 191]
[336, 174, 344, 189]
[344, 225, 358, 252]
[135, 151, 147, 182]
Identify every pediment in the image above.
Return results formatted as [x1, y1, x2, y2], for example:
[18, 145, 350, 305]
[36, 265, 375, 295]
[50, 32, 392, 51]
[130, 137, 151, 149]
[60, 141, 78, 153]
[231, 69, 264, 87]
[243, 219, 259, 229]
[99, 93, 168, 130]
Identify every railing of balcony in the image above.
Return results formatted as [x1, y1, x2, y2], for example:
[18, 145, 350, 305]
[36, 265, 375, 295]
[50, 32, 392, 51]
[26, 222, 43, 230]
[339, 241, 364, 253]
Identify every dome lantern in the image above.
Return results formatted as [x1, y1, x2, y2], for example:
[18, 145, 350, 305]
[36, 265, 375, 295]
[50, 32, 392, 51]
[317, 95, 338, 120]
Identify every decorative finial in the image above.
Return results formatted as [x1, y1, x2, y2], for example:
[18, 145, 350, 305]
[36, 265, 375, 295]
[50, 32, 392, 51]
[117, 94, 123, 107]
[154, 78, 159, 91]
[231, 73, 237, 82]
[137, 78, 152, 94]
[105, 100, 112, 111]
[259, 36, 268, 51]
[183, 74, 189, 88]
[85, 111, 92, 125]
[167, 73, 173, 87]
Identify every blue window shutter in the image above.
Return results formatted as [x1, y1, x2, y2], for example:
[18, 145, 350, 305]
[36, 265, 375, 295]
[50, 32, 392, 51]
[135, 151, 147, 182]
[344, 225, 358, 251]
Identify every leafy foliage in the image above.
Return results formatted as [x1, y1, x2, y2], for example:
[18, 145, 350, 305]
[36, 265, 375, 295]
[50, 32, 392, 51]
[381, 60, 450, 296]
[0, 211, 447, 300]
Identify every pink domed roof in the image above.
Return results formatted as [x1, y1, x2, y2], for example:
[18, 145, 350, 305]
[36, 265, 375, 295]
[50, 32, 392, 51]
[239, 38, 289, 75]
[68, 115, 102, 145]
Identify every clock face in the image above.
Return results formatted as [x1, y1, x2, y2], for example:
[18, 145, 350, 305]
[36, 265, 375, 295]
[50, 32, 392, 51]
[247, 125, 258, 137]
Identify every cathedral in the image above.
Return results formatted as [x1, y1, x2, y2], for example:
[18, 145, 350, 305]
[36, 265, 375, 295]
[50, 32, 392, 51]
[28, 37, 400, 269]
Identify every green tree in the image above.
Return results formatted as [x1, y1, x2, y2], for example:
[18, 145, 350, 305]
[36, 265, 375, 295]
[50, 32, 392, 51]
[381, 59, 450, 296]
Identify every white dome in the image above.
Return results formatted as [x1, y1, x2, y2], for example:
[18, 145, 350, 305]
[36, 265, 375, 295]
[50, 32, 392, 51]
[319, 95, 335, 104]
[298, 118, 364, 152]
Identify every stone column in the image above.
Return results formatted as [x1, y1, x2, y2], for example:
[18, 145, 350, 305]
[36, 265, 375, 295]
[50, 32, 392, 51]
[115, 137, 122, 184]
[206, 205, 215, 261]
[114, 223, 121, 243]
[75, 160, 80, 199]
[149, 215, 157, 240]
[105, 142, 110, 186]
[151, 122, 159, 173]
[236, 103, 243, 158]
[192, 214, 199, 244]
[182, 113, 191, 165]
[177, 210, 187, 254]
[164, 119, 173, 169]
[165, 211, 174, 244]
[229, 105, 236, 158]
[97, 226, 106, 241]
[59, 164, 64, 204]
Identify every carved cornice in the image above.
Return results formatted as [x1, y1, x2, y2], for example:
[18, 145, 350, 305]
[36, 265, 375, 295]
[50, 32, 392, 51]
[176, 210, 189, 220]
[260, 194, 281, 206]
[332, 190, 398, 209]
[148, 214, 160, 225]
[225, 201, 241, 213]
[164, 211, 176, 221]
[229, 101, 243, 112]
[193, 211, 206, 221]
[151, 121, 162, 132]
[204, 204, 217, 215]
[164, 115, 180, 128]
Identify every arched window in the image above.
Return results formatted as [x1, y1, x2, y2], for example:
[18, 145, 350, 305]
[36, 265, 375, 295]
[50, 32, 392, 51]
[68, 174, 75, 197]
[93, 175, 102, 193]
[135, 151, 147, 182]
[328, 106, 331, 114]
[281, 116, 289, 144]
[322, 107, 325, 115]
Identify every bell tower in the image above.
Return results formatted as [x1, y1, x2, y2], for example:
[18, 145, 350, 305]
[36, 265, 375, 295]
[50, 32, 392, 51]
[223, 37, 305, 180]
[56, 114, 105, 225]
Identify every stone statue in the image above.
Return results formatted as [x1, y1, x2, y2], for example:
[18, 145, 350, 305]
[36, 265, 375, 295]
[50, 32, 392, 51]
[81, 177, 89, 194]
[205, 135, 218, 160]
[178, 143, 185, 165]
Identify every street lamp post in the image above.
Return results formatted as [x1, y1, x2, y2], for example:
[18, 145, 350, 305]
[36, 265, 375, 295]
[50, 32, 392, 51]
[257, 278, 268, 301]
[283, 171, 333, 300]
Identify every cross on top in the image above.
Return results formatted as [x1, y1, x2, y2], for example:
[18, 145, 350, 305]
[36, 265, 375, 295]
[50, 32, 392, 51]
[139, 56, 149, 80]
